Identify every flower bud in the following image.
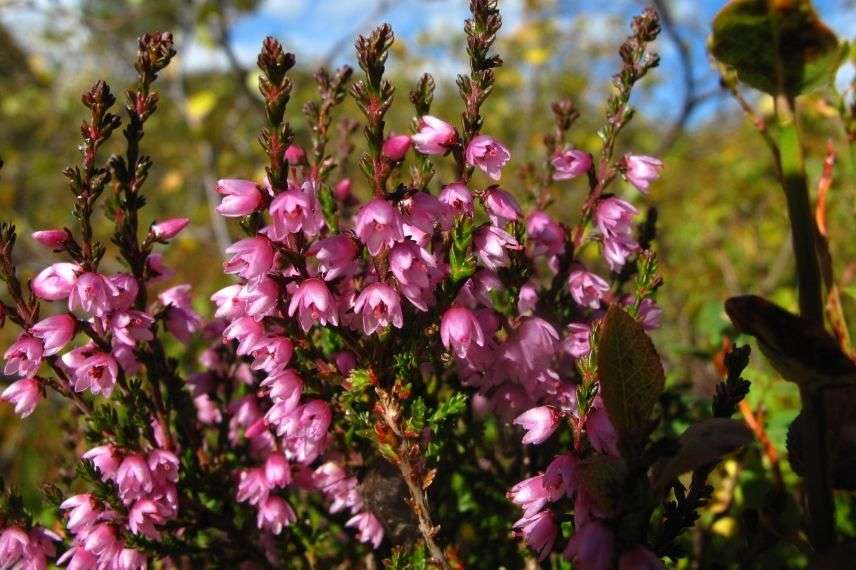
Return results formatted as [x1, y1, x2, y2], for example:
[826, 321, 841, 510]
[31, 229, 68, 249]
[151, 218, 190, 241]
[284, 144, 306, 165]
[382, 134, 412, 161]
[333, 178, 352, 201]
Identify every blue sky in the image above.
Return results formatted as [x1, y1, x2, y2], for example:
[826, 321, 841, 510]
[195, 0, 852, 127]
[2, 0, 853, 127]
[212, 0, 854, 66]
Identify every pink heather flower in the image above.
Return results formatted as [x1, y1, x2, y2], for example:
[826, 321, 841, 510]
[307, 236, 358, 280]
[474, 225, 519, 270]
[151, 217, 189, 241]
[441, 307, 485, 358]
[195, 394, 222, 424]
[116, 454, 153, 502]
[514, 406, 561, 445]
[390, 240, 443, 310]
[238, 277, 280, 320]
[3, 334, 43, 378]
[109, 273, 139, 311]
[68, 272, 117, 317]
[465, 134, 511, 181]
[56, 545, 97, 569]
[284, 144, 306, 165]
[147, 449, 179, 485]
[265, 453, 292, 488]
[563, 521, 615, 569]
[216, 179, 263, 217]
[353, 283, 403, 335]
[518, 280, 539, 315]
[262, 369, 304, 404]
[0, 527, 29, 569]
[268, 186, 324, 239]
[587, 396, 620, 457]
[281, 400, 331, 463]
[31, 313, 76, 356]
[250, 336, 294, 374]
[484, 187, 521, 226]
[158, 285, 203, 343]
[567, 268, 609, 309]
[401, 192, 453, 244]
[551, 148, 592, 180]
[382, 133, 412, 161]
[526, 211, 565, 258]
[211, 284, 245, 320]
[223, 316, 265, 355]
[508, 474, 549, 518]
[595, 198, 639, 270]
[333, 178, 352, 201]
[128, 499, 165, 539]
[224, 237, 275, 280]
[31, 229, 68, 249]
[230, 396, 265, 441]
[411, 115, 457, 154]
[60, 494, 99, 534]
[288, 278, 338, 332]
[116, 548, 147, 570]
[354, 199, 404, 256]
[638, 297, 663, 330]
[622, 154, 663, 193]
[603, 234, 639, 272]
[561, 323, 591, 359]
[257, 495, 296, 535]
[158, 283, 194, 312]
[72, 352, 119, 396]
[514, 317, 559, 372]
[31, 262, 79, 301]
[439, 182, 474, 217]
[1, 378, 42, 417]
[346, 512, 384, 549]
[27, 527, 58, 568]
[82, 522, 119, 559]
[110, 310, 154, 346]
[237, 467, 269, 505]
[82, 445, 120, 479]
[544, 454, 578, 501]
[456, 269, 504, 309]
[596, 197, 637, 238]
[146, 253, 175, 283]
[514, 509, 557, 561]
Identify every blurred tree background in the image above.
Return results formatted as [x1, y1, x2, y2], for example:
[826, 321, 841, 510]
[0, 0, 853, 566]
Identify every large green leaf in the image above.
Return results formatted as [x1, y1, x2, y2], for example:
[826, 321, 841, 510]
[597, 305, 665, 442]
[711, 0, 845, 97]
[652, 418, 753, 492]
[725, 295, 856, 389]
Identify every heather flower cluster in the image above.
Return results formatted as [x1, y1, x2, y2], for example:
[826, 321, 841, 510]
[0, 5, 751, 569]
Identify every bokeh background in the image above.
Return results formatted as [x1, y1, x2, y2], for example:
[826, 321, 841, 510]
[0, 0, 854, 565]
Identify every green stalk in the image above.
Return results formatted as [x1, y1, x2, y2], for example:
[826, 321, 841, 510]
[777, 95, 836, 552]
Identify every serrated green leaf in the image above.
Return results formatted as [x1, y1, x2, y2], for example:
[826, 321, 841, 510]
[711, 0, 845, 97]
[429, 392, 468, 426]
[597, 305, 665, 442]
